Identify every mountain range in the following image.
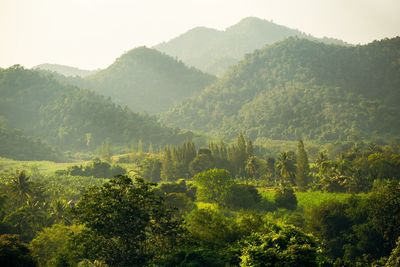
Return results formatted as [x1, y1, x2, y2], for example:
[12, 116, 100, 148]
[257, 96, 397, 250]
[155, 17, 349, 76]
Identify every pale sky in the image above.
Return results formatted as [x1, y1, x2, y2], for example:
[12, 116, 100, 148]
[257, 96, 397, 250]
[0, 0, 399, 70]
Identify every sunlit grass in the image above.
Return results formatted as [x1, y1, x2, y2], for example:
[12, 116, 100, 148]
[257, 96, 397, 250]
[0, 157, 84, 175]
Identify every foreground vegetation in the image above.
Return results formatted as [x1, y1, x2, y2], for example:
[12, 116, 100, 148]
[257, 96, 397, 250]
[0, 138, 399, 266]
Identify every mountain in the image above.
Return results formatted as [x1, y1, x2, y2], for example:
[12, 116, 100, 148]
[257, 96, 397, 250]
[0, 66, 192, 152]
[33, 63, 98, 77]
[161, 37, 400, 141]
[155, 17, 349, 76]
[82, 47, 216, 114]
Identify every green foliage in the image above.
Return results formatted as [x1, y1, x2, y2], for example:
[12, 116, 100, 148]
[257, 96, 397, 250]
[66, 159, 125, 178]
[386, 238, 400, 267]
[0, 234, 36, 267]
[274, 186, 298, 210]
[139, 156, 162, 182]
[275, 151, 296, 185]
[239, 225, 322, 267]
[29, 224, 83, 267]
[189, 149, 214, 175]
[0, 66, 191, 152]
[0, 126, 62, 161]
[155, 247, 226, 267]
[223, 184, 261, 210]
[72, 176, 182, 266]
[296, 140, 310, 190]
[163, 37, 400, 141]
[368, 180, 400, 247]
[193, 169, 233, 205]
[185, 208, 237, 248]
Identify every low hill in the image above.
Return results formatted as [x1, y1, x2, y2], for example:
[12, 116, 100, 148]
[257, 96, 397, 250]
[83, 47, 216, 114]
[162, 37, 400, 141]
[0, 66, 192, 152]
[155, 17, 349, 75]
[0, 125, 62, 161]
[33, 63, 98, 77]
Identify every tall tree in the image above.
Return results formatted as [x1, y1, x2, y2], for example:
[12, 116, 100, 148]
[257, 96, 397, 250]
[296, 140, 310, 191]
[275, 152, 296, 185]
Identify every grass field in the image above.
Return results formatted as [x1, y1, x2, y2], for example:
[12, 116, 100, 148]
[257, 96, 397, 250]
[0, 157, 83, 175]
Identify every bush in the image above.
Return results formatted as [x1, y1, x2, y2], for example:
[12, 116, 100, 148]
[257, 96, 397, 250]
[239, 225, 322, 266]
[65, 159, 126, 178]
[223, 184, 261, 210]
[274, 186, 298, 210]
[193, 169, 233, 204]
[164, 192, 195, 216]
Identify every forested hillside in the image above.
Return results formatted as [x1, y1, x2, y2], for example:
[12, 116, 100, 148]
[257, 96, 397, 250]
[81, 47, 216, 113]
[155, 17, 348, 75]
[0, 66, 191, 152]
[0, 125, 62, 161]
[33, 63, 98, 77]
[162, 37, 400, 141]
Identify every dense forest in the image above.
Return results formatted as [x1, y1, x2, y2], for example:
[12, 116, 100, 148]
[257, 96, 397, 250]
[155, 17, 348, 75]
[163, 37, 400, 141]
[0, 66, 192, 157]
[0, 10, 399, 267]
[1, 137, 400, 266]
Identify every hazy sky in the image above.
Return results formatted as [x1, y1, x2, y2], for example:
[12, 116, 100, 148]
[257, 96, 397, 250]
[1, 0, 399, 70]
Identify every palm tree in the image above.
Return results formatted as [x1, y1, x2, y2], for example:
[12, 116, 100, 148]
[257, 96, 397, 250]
[275, 152, 295, 185]
[10, 171, 32, 202]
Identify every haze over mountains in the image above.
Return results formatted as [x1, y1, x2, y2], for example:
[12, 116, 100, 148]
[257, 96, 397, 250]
[34, 63, 98, 77]
[155, 17, 349, 76]
[0, 66, 192, 160]
[83, 47, 216, 113]
[162, 37, 400, 141]
[1, 16, 397, 161]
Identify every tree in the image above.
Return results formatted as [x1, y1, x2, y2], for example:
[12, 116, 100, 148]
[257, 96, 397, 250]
[189, 149, 214, 176]
[99, 140, 111, 162]
[29, 224, 83, 267]
[9, 171, 32, 203]
[193, 169, 233, 205]
[275, 152, 296, 185]
[274, 186, 298, 210]
[161, 147, 176, 181]
[296, 140, 310, 190]
[72, 176, 182, 266]
[239, 225, 322, 267]
[140, 157, 162, 182]
[0, 234, 36, 267]
[386, 238, 400, 267]
[368, 180, 400, 248]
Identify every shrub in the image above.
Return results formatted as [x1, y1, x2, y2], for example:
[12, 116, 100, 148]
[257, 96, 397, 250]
[223, 184, 261, 210]
[274, 186, 298, 210]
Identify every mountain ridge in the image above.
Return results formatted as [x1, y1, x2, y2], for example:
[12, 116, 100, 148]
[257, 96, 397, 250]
[155, 17, 349, 75]
[161, 37, 400, 141]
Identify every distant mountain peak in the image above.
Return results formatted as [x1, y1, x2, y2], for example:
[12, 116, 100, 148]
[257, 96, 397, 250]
[155, 17, 349, 76]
